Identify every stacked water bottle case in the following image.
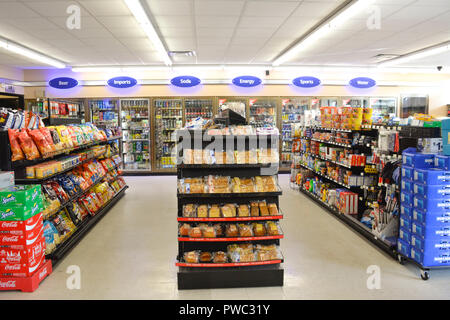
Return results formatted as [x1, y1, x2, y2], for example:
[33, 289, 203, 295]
[398, 150, 450, 267]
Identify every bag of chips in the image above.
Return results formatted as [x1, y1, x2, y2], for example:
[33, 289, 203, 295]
[8, 128, 25, 161]
[17, 129, 40, 160]
[28, 128, 53, 157]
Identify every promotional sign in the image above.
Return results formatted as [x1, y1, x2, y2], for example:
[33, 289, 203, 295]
[292, 76, 321, 88]
[170, 76, 201, 88]
[107, 76, 137, 89]
[48, 77, 78, 89]
[232, 76, 262, 87]
[349, 77, 376, 89]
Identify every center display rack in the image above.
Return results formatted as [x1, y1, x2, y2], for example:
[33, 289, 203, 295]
[175, 129, 284, 289]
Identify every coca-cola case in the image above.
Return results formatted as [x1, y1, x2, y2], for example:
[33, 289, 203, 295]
[0, 245, 45, 277]
[0, 212, 43, 234]
[0, 238, 45, 266]
[0, 228, 44, 249]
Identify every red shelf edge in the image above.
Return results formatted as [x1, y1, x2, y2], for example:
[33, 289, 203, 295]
[177, 215, 283, 222]
[176, 259, 282, 268]
[178, 235, 284, 242]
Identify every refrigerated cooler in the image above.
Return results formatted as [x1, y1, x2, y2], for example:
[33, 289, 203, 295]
[248, 98, 277, 128]
[281, 98, 309, 168]
[90, 99, 119, 129]
[120, 98, 151, 172]
[218, 98, 247, 118]
[342, 97, 369, 108]
[154, 98, 183, 171]
[370, 97, 397, 119]
[184, 98, 213, 124]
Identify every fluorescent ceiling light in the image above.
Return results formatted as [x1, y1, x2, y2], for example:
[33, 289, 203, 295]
[124, 0, 172, 66]
[0, 37, 65, 68]
[377, 42, 450, 67]
[272, 0, 375, 66]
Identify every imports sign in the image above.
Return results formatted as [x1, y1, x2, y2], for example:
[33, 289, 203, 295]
[107, 76, 137, 88]
[170, 76, 201, 87]
[48, 77, 78, 89]
[349, 77, 376, 89]
[292, 76, 321, 88]
[232, 76, 262, 87]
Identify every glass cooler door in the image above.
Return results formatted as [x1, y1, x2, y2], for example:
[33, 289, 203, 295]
[90, 99, 119, 129]
[154, 98, 183, 170]
[248, 98, 277, 128]
[218, 98, 247, 119]
[281, 98, 309, 168]
[370, 97, 397, 119]
[120, 98, 151, 172]
[184, 98, 213, 125]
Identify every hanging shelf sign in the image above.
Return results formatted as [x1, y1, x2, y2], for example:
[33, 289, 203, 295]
[170, 76, 201, 88]
[107, 76, 137, 89]
[292, 76, 321, 88]
[48, 77, 78, 89]
[232, 75, 262, 87]
[349, 77, 376, 89]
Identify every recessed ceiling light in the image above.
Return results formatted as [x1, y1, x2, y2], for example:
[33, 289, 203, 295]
[168, 51, 196, 57]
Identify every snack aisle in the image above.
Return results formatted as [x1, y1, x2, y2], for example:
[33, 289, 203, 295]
[120, 98, 151, 172]
[176, 126, 284, 289]
[154, 99, 183, 171]
[0, 119, 128, 291]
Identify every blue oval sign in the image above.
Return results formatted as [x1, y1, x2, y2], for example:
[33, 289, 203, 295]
[170, 76, 201, 88]
[48, 77, 78, 89]
[292, 76, 321, 88]
[349, 77, 376, 89]
[232, 75, 262, 87]
[107, 76, 137, 88]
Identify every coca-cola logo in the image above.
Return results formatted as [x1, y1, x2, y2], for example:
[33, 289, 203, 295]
[5, 264, 21, 271]
[0, 280, 16, 288]
[1, 221, 19, 228]
[1, 235, 19, 243]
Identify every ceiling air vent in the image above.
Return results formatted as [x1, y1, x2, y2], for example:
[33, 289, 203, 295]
[372, 54, 400, 63]
[168, 51, 196, 57]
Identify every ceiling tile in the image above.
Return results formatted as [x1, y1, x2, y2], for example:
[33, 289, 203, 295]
[292, 1, 340, 18]
[197, 27, 234, 37]
[0, 2, 40, 18]
[194, 0, 245, 16]
[108, 28, 147, 38]
[79, 0, 131, 16]
[145, 0, 192, 16]
[244, 1, 299, 17]
[165, 37, 196, 51]
[25, 1, 91, 17]
[233, 28, 276, 38]
[196, 16, 239, 28]
[96, 16, 140, 29]
[197, 36, 230, 46]
[238, 16, 286, 29]
[49, 16, 104, 29]
[160, 27, 194, 37]
[154, 15, 193, 28]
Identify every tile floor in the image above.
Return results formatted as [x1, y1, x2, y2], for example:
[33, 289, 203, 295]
[2, 175, 450, 299]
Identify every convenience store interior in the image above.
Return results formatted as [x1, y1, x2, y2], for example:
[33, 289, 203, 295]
[1, 0, 450, 299]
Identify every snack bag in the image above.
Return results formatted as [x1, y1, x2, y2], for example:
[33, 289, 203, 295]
[43, 220, 58, 254]
[17, 129, 40, 160]
[28, 128, 53, 156]
[8, 128, 25, 161]
[39, 127, 56, 152]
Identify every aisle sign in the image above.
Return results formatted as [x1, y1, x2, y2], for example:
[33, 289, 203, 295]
[48, 77, 78, 89]
[292, 76, 321, 88]
[107, 76, 137, 89]
[232, 76, 262, 87]
[349, 77, 376, 89]
[170, 76, 201, 88]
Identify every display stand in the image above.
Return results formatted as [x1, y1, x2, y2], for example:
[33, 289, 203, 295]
[176, 130, 284, 289]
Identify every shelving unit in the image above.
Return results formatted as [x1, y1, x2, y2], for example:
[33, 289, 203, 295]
[184, 98, 213, 124]
[47, 98, 85, 125]
[176, 131, 284, 289]
[248, 98, 277, 128]
[120, 98, 151, 172]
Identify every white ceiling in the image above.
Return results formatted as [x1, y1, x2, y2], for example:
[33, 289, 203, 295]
[0, 0, 448, 69]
